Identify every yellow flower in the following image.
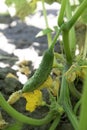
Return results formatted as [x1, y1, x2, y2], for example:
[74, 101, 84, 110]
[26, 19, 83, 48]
[22, 75, 61, 112]
[23, 90, 43, 112]
[39, 76, 53, 89]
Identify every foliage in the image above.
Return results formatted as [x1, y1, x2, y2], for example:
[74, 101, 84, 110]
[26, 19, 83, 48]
[0, 0, 87, 130]
[5, 0, 38, 19]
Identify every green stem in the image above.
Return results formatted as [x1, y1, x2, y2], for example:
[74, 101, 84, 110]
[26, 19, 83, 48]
[65, 0, 72, 19]
[83, 25, 87, 59]
[59, 66, 79, 130]
[64, 0, 87, 30]
[49, 114, 61, 130]
[41, 0, 52, 47]
[59, 66, 69, 102]
[65, 0, 76, 57]
[4, 122, 23, 130]
[68, 83, 81, 99]
[78, 71, 87, 130]
[63, 101, 78, 130]
[74, 99, 81, 115]
[58, 0, 67, 26]
[0, 93, 55, 126]
[62, 31, 72, 64]
[61, 0, 76, 65]
[50, 27, 62, 50]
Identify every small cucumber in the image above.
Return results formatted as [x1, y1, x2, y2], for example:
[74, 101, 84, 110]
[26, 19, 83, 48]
[22, 47, 54, 92]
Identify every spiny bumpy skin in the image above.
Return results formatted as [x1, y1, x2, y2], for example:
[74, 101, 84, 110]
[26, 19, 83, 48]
[22, 48, 54, 92]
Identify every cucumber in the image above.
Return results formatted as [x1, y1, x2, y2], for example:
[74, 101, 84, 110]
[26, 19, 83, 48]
[22, 47, 54, 92]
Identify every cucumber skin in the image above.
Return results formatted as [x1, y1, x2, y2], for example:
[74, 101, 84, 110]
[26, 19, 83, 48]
[22, 48, 54, 92]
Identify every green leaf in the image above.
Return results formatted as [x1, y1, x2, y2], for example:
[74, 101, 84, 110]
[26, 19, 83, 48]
[5, 0, 38, 19]
[81, 9, 87, 24]
[36, 28, 53, 37]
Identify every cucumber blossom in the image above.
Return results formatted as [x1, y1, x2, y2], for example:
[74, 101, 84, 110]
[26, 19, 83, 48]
[22, 47, 54, 92]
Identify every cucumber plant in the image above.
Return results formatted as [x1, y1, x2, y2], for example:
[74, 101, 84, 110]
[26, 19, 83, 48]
[0, 0, 87, 130]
